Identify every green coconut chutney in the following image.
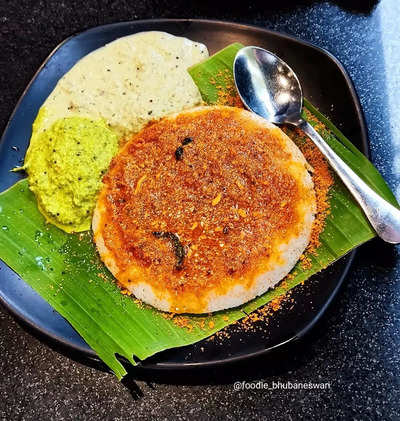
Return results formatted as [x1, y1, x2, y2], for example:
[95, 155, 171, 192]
[23, 110, 118, 232]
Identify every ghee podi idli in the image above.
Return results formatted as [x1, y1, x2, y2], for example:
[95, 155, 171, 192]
[93, 106, 316, 313]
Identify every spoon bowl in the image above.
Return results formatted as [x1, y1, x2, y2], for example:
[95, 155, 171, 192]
[234, 46, 303, 125]
[234, 46, 400, 244]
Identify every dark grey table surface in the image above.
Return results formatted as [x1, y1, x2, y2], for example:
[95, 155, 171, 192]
[1, 0, 399, 419]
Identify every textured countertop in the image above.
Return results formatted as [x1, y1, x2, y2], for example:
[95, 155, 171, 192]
[1, 0, 399, 419]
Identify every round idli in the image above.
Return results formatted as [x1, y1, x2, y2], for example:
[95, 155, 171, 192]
[93, 106, 316, 313]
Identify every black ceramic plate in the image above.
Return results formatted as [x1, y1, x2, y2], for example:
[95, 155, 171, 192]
[0, 19, 368, 370]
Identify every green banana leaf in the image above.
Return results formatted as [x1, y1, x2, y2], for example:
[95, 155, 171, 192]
[0, 43, 397, 379]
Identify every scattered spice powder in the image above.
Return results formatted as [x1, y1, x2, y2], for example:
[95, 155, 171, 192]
[210, 69, 244, 108]
[134, 298, 144, 308]
[121, 288, 132, 296]
[161, 312, 194, 331]
[173, 316, 193, 332]
[283, 109, 334, 269]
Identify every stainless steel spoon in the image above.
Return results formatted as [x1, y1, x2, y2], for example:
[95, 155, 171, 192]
[234, 46, 400, 244]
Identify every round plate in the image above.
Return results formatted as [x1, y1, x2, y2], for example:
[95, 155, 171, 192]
[0, 19, 368, 370]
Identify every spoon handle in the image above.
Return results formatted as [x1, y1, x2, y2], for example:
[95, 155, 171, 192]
[298, 119, 400, 244]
